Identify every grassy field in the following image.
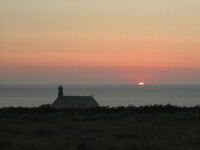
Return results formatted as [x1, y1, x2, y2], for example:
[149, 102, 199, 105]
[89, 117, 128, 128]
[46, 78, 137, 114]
[0, 105, 200, 150]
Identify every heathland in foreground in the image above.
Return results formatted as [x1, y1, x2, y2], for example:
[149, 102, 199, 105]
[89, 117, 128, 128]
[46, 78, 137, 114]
[0, 105, 200, 150]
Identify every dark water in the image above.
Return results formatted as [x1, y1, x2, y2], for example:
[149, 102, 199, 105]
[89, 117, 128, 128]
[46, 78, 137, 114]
[0, 84, 200, 107]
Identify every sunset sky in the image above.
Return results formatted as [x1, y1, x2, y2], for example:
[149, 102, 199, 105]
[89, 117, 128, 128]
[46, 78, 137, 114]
[1, 0, 200, 84]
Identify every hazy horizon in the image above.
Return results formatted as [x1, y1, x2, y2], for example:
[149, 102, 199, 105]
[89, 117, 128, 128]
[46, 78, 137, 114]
[1, 0, 200, 85]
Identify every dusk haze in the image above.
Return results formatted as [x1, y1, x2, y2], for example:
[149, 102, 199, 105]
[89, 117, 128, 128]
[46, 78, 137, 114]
[1, 0, 200, 85]
[1, 1, 200, 150]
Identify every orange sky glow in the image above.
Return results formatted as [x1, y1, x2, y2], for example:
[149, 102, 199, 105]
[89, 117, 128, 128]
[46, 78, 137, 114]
[1, 0, 200, 84]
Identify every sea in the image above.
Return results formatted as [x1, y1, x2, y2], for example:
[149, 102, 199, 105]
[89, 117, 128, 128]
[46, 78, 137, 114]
[0, 84, 200, 108]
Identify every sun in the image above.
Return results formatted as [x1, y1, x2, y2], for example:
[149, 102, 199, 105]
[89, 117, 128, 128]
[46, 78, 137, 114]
[138, 82, 145, 86]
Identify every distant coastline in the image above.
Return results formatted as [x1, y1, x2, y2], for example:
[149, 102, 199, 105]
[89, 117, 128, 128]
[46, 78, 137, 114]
[1, 84, 200, 108]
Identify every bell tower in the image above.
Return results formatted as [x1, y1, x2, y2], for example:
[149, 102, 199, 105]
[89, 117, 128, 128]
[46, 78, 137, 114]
[58, 85, 63, 98]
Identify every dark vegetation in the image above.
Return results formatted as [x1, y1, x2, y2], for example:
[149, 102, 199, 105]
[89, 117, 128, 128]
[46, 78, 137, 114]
[0, 105, 200, 150]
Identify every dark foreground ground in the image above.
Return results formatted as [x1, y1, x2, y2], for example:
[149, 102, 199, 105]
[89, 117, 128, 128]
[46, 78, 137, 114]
[0, 105, 200, 150]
